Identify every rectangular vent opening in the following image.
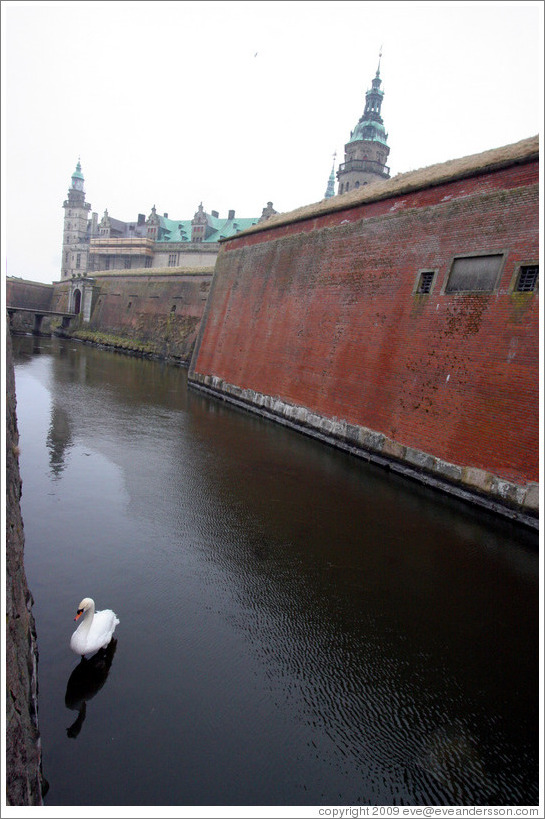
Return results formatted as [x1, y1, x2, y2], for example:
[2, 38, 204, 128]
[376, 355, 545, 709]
[417, 271, 435, 294]
[516, 265, 538, 292]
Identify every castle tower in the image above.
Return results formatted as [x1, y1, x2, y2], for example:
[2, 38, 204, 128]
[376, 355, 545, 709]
[61, 160, 92, 279]
[336, 54, 390, 195]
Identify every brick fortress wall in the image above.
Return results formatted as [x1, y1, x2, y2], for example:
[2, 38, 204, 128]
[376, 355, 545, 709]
[84, 269, 213, 363]
[189, 140, 539, 525]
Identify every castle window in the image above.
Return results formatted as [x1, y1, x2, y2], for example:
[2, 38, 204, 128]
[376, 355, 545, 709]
[515, 265, 538, 293]
[416, 270, 435, 294]
[124, 257, 131, 269]
[445, 253, 504, 293]
[168, 253, 177, 267]
[76, 254, 81, 268]
[145, 258, 152, 268]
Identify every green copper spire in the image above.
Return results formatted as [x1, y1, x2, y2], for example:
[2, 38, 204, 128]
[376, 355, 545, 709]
[324, 153, 336, 198]
[72, 158, 84, 181]
[71, 158, 85, 193]
[348, 50, 389, 147]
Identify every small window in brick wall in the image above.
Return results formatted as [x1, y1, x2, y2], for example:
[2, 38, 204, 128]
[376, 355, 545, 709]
[445, 253, 504, 293]
[417, 270, 435, 294]
[515, 265, 538, 293]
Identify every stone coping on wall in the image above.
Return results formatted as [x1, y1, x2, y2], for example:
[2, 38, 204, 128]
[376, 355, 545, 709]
[7, 276, 54, 287]
[89, 266, 216, 278]
[189, 372, 539, 530]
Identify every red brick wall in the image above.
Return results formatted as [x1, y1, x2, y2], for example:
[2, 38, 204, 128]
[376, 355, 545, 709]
[192, 160, 538, 486]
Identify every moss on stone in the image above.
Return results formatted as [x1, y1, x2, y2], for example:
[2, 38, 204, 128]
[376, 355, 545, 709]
[68, 329, 159, 356]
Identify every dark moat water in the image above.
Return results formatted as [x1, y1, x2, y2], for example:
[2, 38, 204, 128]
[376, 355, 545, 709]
[12, 334, 539, 808]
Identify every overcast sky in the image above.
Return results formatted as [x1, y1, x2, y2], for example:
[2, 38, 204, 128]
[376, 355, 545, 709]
[2, 0, 543, 285]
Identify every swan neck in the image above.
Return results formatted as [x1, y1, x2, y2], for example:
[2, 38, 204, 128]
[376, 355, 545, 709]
[80, 604, 95, 632]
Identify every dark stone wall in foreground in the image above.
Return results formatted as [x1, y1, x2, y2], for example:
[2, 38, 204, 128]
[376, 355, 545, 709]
[5, 331, 45, 805]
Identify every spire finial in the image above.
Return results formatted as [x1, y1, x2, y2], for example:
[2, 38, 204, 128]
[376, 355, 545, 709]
[377, 46, 382, 76]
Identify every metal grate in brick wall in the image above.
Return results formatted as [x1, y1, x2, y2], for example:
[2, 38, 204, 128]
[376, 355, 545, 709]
[418, 271, 435, 294]
[516, 265, 538, 292]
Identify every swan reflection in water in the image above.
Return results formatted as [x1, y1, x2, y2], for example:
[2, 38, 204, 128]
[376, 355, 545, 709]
[65, 639, 117, 738]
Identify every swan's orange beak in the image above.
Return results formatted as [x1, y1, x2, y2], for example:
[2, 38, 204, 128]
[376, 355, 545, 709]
[74, 610, 83, 622]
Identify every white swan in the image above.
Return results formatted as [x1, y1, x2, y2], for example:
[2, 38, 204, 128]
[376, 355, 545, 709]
[70, 597, 119, 657]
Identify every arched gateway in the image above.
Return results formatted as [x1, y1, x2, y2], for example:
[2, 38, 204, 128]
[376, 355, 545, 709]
[68, 276, 95, 322]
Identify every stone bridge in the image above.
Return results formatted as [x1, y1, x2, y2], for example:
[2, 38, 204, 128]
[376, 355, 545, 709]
[6, 306, 77, 335]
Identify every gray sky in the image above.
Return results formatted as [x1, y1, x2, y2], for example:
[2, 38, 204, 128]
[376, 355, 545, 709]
[2, 0, 543, 285]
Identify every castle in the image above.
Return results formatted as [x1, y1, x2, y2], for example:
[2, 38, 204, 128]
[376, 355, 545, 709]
[9, 47, 539, 526]
[62, 61, 389, 281]
[61, 163, 278, 281]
